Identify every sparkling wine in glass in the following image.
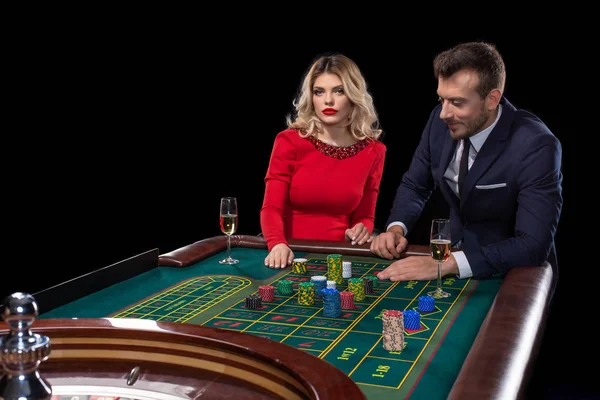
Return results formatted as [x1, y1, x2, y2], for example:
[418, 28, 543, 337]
[428, 218, 451, 298]
[219, 197, 239, 265]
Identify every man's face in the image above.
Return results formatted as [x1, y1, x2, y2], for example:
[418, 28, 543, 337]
[437, 69, 493, 140]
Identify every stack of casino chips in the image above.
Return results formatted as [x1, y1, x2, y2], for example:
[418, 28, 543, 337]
[340, 291, 355, 309]
[297, 282, 315, 305]
[342, 261, 353, 279]
[321, 288, 341, 318]
[363, 278, 374, 294]
[403, 310, 421, 330]
[418, 296, 435, 312]
[258, 285, 274, 301]
[292, 258, 307, 274]
[327, 254, 344, 284]
[382, 310, 404, 351]
[311, 276, 327, 298]
[245, 294, 262, 309]
[364, 275, 378, 289]
[326, 280, 336, 289]
[348, 278, 365, 301]
[277, 280, 293, 295]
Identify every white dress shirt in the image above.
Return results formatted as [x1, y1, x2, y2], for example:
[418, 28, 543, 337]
[387, 105, 503, 279]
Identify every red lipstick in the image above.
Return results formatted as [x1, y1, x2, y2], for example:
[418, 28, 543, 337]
[322, 108, 337, 115]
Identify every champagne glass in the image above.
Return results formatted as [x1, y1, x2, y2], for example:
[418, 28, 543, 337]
[219, 197, 239, 265]
[427, 218, 451, 298]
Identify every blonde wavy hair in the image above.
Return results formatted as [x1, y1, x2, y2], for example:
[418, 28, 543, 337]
[286, 53, 382, 141]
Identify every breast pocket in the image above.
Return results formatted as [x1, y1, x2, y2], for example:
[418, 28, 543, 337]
[470, 183, 514, 220]
[475, 183, 507, 189]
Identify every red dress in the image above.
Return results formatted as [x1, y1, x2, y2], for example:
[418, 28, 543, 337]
[260, 129, 387, 251]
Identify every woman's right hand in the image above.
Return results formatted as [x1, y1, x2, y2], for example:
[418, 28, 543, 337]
[264, 243, 295, 269]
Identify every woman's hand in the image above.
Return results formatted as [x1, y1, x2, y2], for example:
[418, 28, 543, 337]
[264, 243, 294, 268]
[345, 223, 372, 245]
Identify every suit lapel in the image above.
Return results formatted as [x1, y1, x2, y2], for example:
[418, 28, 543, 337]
[439, 133, 459, 210]
[460, 97, 515, 208]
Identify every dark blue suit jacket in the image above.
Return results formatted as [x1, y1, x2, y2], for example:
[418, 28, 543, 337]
[386, 97, 563, 293]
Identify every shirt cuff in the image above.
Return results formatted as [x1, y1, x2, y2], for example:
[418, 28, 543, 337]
[386, 221, 408, 236]
[452, 251, 473, 278]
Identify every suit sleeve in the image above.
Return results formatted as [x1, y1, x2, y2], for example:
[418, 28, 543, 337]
[385, 107, 438, 232]
[350, 143, 386, 232]
[464, 132, 563, 277]
[260, 133, 296, 251]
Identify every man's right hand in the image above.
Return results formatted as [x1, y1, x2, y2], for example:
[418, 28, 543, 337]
[370, 227, 408, 259]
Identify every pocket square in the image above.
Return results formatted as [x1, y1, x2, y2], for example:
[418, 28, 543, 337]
[475, 183, 507, 189]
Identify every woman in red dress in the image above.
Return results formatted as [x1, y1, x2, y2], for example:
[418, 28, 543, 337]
[261, 53, 386, 269]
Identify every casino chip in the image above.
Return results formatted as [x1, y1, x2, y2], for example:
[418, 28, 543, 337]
[292, 258, 308, 273]
[321, 288, 341, 318]
[327, 254, 344, 284]
[418, 296, 435, 312]
[245, 294, 262, 309]
[403, 310, 420, 330]
[277, 280, 293, 295]
[348, 278, 365, 301]
[363, 278, 374, 294]
[364, 275, 378, 288]
[342, 261, 353, 279]
[340, 291, 355, 309]
[298, 282, 315, 306]
[259, 285, 274, 302]
[382, 310, 404, 351]
[311, 276, 327, 298]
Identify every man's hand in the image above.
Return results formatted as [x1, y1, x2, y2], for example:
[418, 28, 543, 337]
[345, 223, 372, 245]
[264, 243, 294, 269]
[370, 227, 407, 259]
[377, 254, 459, 281]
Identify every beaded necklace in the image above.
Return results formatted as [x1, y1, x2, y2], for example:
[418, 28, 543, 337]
[306, 135, 371, 160]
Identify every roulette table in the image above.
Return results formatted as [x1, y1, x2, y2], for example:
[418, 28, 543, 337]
[1, 235, 552, 399]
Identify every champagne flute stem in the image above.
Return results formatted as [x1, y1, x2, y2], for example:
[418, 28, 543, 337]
[437, 262, 442, 292]
[227, 235, 232, 259]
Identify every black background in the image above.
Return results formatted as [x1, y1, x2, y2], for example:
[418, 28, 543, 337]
[2, 23, 584, 398]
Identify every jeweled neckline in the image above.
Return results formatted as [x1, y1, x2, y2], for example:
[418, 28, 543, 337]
[306, 135, 371, 160]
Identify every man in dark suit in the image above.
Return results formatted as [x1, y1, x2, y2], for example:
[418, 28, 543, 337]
[371, 42, 563, 296]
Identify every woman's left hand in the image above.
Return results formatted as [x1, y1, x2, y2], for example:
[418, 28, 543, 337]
[345, 223, 372, 245]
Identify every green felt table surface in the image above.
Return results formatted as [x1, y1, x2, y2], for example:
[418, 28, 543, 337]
[41, 246, 503, 400]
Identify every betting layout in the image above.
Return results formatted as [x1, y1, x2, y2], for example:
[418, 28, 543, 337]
[202, 255, 467, 393]
[109, 254, 472, 397]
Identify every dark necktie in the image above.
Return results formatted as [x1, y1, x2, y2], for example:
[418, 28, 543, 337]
[458, 138, 471, 196]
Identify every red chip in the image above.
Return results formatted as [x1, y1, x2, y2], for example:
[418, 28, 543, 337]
[259, 285, 275, 301]
[384, 310, 403, 317]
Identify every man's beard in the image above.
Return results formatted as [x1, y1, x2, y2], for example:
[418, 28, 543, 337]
[448, 104, 490, 140]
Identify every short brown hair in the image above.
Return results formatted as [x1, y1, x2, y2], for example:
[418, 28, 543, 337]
[433, 42, 506, 99]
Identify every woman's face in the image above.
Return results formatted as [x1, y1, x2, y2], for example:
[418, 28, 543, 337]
[312, 73, 351, 127]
